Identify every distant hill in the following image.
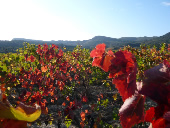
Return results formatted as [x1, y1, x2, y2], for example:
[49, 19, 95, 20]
[138, 32, 170, 48]
[12, 38, 44, 42]
[0, 32, 170, 53]
[83, 33, 169, 49]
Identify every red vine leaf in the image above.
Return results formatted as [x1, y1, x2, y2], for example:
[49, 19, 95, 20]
[145, 107, 155, 122]
[138, 82, 170, 106]
[107, 50, 137, 101]
[109, 50, 136, 78]
[80, 121, 85, 128]
[66, 96, 70, 101]
[143, 60, 170, 84]
[137, 60, 170, 127]
[81, 96, 88, 102]
[100, 52, 114, 72]
[119, 94, 145, 128]
[112, 70, 137, 101]
[138, 60, 170, 106]
[80, 112, 85, 121]
[0, 119, 27, 128]
[58, 49, 63, 56]
[52, 44, 58, 50]
[62, 102, 66, 106]
[28, 55, 36, 62]
[152, 118, 166, 128]
[90, 43, 114, 72]
[90, 43, 106, 58]
[41, 66, 48, 73]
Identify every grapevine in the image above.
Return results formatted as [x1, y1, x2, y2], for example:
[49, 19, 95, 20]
[0, 42, 169, 128]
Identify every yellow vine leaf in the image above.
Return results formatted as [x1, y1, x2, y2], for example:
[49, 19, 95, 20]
[113, 93, 117, 101]
[0, 89, 41, 122]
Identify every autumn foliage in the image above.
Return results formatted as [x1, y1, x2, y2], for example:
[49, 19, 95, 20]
[90, 43, 170, 128]
[0, 42, 169, 128]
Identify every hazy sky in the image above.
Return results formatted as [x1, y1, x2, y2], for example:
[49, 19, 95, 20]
[0, 0, 170, 41]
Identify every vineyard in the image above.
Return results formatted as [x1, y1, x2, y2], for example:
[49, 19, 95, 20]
[0, 42, 169, 128]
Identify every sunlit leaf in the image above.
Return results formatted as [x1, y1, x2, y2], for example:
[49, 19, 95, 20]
[41, 65, 48, 72]
[80, 112, 85, 121]
[119, 94, 145, 128]
[0, 90, 41, 122]
[90, 44, 114, 72]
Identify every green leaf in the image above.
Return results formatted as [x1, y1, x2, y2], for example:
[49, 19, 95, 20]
[1, 65, 7, 72]
[65, 115, 72, 128]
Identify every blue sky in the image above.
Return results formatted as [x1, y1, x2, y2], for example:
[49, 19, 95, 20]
[0, 0, 170, 41]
